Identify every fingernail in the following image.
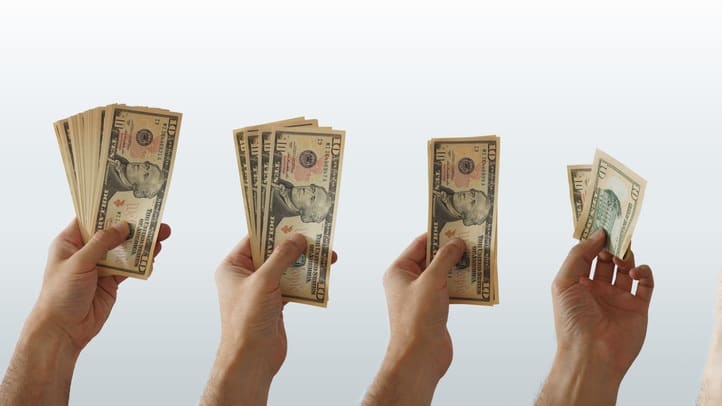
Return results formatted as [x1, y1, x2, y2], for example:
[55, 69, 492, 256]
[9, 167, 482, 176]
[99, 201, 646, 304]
[449, 238, 465, 251]
[286, 234, 306, 250]
[112, 221, 131, 239]
[591, 229, 605, 241]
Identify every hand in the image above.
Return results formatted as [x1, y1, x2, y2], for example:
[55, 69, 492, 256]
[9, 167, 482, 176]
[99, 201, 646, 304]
[537, 229, 654, 406]
[363, 234, 465, 406]
[0, 219, 170, 404]
[30, 219, 171, 352]
[202, 234, 337, 405]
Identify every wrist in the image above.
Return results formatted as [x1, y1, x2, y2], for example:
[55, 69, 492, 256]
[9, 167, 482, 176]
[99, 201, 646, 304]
[538, 348, 622, 406]
[364, 336, 447, 406]
[0, 316, 80, 404]
[203, 340, 275, 405]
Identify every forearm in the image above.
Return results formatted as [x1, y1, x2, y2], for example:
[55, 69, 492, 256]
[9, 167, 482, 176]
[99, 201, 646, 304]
[201, 342, 274, 406]
[699, 337, 722, 406]
[0, 318, 79, 405]
[363, 341, 443, 406]
[536, 350, 621, 406]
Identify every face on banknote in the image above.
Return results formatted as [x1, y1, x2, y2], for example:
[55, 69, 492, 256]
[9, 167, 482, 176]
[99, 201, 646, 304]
[428, 136, 499, 305]
[93, 106, 181, 278]
[260, 128, 344, 306]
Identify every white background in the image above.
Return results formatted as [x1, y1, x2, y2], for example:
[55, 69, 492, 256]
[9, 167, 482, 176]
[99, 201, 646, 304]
[1, 0, 721, 404]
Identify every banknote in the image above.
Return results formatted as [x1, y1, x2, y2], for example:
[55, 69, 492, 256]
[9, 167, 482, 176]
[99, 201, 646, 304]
[567, 164, 592, 225]
[234, 130, 256, 245]
[260, 128, 345, 306]
[428, 136, 500, 306]
[573, 150, 646, 258]
[91, 105, 181, 278]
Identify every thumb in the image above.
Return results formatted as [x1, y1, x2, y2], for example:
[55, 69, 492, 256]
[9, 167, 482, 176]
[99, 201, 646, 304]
[71, 222, 130, 271]
[256, 234, 307, 288]
[422, 238, 466, 286]
[554, 229, 606, 291]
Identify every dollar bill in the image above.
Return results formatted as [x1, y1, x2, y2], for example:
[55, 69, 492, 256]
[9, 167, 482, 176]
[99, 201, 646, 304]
[567, 165, 592, 225]
[260, 128, 345, 306]
[234, 130, 256, 243]
[428, 136, 500, 306]
[572, 150, 646, 258]
[91, 105, 182, 278]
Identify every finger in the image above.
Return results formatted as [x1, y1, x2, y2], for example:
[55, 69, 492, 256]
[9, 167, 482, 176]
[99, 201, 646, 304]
[256, 234, 306, 286]
[56, 218, 85, 248]
[388, 233, 428, 278]
[157, 223, 171, 242]
[613, 250, 636, 272]
[224, 237, 254, 270]
[49, 219, 85, 261]
[331, 251, 338, 264]
[422, 238, 465, 286]
[555, 229, 606, 290]
[114, 275, 127, 285]
[614, 269, 634, 292]
[594, 250, 615, 284]
[153, 242, 162, 257]
[70, 222, 130, 272]
[398, 233, 428, 268]
[629, 265, 654, 303]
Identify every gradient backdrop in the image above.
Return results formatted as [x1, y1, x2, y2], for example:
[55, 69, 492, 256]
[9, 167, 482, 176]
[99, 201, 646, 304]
[1, 0, 721, 404]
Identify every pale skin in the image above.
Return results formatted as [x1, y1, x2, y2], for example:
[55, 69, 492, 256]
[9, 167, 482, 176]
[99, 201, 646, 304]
[536, 229, 655, 406]
[201, 234, 337, 406]
[698, 270, 722, 406]
[363, 233, 465, 406]
[0, 219, 170, 405]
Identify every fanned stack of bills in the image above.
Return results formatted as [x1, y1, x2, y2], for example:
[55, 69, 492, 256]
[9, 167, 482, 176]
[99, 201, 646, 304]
[234, 118, 345, 307]
[54, 104, 182, 279]
[567, 149, 646, 258]
[428, 136, 500, 306]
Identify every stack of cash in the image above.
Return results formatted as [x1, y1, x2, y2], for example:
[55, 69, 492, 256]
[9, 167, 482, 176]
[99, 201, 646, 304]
[234, 118, 345, 307]
[428, 136, 500, 306]
[567, 149, 647, 258]
[54, 104, 182, 279]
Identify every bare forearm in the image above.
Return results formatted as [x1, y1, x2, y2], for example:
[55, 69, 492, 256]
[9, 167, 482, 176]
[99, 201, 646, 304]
[699, 339, 722, 406]
[363, 342, 443, 406]
[536, 350, 621, 406]
[201, 343, 274, 406]
[0, 319, 79, 405]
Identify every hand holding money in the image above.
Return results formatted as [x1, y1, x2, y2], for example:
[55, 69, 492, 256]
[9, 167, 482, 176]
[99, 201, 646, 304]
[537, 230, 654, 406]
[364, 234, 465, 406]
[0, 220, 170, 404]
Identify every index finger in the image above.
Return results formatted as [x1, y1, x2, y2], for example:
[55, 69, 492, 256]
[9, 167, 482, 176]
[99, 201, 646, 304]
[554, 229, 606, 291]
[223, 237, 254, 270]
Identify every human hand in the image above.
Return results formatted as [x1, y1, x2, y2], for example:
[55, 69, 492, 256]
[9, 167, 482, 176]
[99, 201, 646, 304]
[537, 230, 654, 406]
[364, 233, 465, 406]
[0, 219, 170, 404]
[30, 219, 171, 353]
[202, 234, 337, 405]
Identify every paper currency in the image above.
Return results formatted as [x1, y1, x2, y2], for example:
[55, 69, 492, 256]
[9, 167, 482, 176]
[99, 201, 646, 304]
[428, 136, 500, 306]
[566, 165, 592, 225]
[234, 119, 344, 307]
[572, 150, 646, 258]
[54, 104, 182, 278]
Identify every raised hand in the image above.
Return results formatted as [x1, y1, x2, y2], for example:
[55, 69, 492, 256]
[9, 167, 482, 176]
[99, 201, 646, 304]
[537, 230, 654, 406]
[364, 233, 465, 406]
